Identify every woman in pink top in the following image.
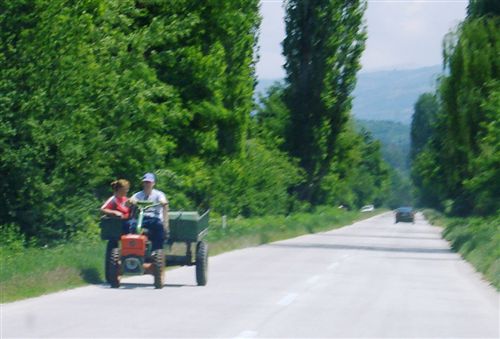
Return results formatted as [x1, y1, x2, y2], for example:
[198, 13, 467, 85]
[101, 179, 136, 234]
[101, 179, 131, 219]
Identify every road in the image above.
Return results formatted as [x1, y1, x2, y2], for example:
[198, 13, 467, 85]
[2, 212, 499, 338]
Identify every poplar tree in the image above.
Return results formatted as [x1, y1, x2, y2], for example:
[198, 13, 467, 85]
[283, 0, 367, 203]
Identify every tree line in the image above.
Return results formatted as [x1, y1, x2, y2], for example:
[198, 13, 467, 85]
[1, 0, 390, 244]
[410, 0, 499, 216]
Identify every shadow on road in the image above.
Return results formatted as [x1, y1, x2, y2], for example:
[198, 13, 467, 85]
[267, 242, 452, 254]
[383, 256, 459, 261]
[80, 268, 103, 284]
[316, 233, 443, 241]
[100, 282, 197, 289]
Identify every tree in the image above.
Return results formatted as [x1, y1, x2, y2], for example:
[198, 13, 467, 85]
[410, 93, 439, 161]
[439, 15, 499, 214]
[467, 0, 500, 17]
[410, 1, 499, 215]
[282, 0, 367, 203]
[134, 0, 260, 158]
[254, 82, 289, 149]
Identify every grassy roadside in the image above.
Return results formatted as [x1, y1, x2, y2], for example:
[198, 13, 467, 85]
[1, 207, 383, 303]
[423, 209, 500, 290]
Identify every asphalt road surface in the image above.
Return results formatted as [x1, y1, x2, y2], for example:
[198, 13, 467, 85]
[3, 212, 499, 338]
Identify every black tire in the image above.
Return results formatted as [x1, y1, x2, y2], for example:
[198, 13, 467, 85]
[153, 249, 165, 289]
[104, 240, 117, 283]
[196, 241, 208, 286]
[108, 247, 121, 288]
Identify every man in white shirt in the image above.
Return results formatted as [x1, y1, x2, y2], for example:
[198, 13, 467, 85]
[129, 173, 169, 250]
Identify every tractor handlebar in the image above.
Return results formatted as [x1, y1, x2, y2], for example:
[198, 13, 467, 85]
[134, 200, 162, 211]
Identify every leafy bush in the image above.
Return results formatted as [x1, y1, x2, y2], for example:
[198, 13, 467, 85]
[424, 210, 499, 290]
[209, 139, 302, 217]
[0, 223, 26, 253]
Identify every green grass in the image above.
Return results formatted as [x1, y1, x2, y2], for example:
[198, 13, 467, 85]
[423, 210, 500, 290]
[1, 240, 105, 303]
[1, 207, 383, 303]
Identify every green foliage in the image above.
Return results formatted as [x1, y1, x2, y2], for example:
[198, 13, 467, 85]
[135, 0, 260, 157]
[1, 0, 392, 249]
[317, 126, 390, 209]
[209, 139, 302, 217]
[467, 0, 500, 18]
[0, 0, 261, 242]
[411, 6, 499, 216]
[382, 169, 413, 209]
[254, 82, 289, 149]
[283, 0, 367, 203]
[424, 211, 500, 290]
[410, 93, 439, 161]
[356, 119, 411, 173]
[0, 223, 26, 253]
[463, 83, 500, 214]
[1, 240, 106, 303]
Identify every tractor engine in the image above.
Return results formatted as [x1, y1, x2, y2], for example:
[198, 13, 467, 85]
[121, 234, 147, 274]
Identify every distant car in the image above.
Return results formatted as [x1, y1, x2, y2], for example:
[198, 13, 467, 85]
[360, 205, 374, 212]
[395, 207, 415, 223]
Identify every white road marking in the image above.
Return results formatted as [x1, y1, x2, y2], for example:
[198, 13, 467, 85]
[277, 293, 298, 306]
[341, 254, 350, 259]
[328, 262, 339, 270]
[235, 330, 258, 338]
[306, 275, 321, 284]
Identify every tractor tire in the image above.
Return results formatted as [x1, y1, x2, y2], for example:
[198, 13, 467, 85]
[104, 240, 117, 283]
[153, 249, 165, 289]
[195, 241, 208, 286]
[108, 247, 121, 288]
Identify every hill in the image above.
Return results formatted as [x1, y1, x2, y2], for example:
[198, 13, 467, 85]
[352, 66, 441, 123]
[355, 120, 410, 173]
[256, 65, 442, 124]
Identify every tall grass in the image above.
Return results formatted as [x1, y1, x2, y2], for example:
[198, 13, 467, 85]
[1, 240, 105, 303]
[423, 210, 499, 290]
[1, 207, 380, 303]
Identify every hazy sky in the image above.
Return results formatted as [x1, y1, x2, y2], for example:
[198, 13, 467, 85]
[257, 0, 467, 79]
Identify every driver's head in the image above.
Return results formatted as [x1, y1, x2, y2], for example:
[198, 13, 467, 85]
[142, 173, 155, 192]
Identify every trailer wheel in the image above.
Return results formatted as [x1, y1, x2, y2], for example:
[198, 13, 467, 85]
[153, 249, 165, 289]
[108, 247, 121, 288]
[196, 241, 208, 286]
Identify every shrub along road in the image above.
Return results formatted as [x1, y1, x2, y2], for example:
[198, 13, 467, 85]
[2, 212, 498, 338]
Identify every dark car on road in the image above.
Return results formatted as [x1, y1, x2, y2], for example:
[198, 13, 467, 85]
[395, 207, 415, 223]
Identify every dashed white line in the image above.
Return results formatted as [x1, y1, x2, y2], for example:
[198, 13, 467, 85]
[235, 330, 258, 338]
[306, 275, 321, 284]
[328, 262, 339, 270]
[277, 293, 298, 306]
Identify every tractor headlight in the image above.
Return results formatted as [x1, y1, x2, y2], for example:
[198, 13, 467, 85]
[124, 257, 141, 271]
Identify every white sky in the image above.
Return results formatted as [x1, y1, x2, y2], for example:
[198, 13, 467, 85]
[257, 0, 467, 79]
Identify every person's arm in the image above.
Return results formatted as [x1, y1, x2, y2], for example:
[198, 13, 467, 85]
[127, 193, 138, 206]
[160, 196, 169, 231]
[100, 197, 123, 218]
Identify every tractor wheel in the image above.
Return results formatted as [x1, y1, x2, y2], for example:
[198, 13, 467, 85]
[108, 247, 121, 288]
[104, 240, 117, 283]
[195, 241, 208, 286]
[153, 249, 165, 289]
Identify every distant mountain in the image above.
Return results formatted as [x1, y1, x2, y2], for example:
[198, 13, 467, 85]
[256, 65, 442, 124]
[352, 66, 441, 124]
[255, 67, 440, 173]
